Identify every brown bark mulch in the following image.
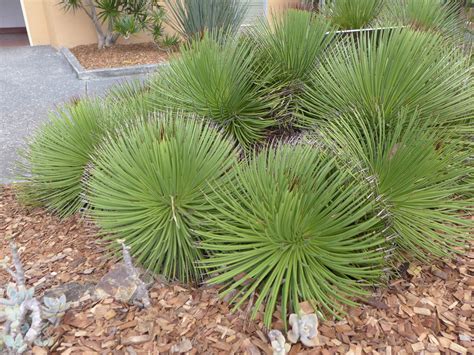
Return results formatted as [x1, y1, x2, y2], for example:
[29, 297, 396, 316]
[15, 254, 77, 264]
[69, 43, 171, 70]
[1, 185, 472, 354]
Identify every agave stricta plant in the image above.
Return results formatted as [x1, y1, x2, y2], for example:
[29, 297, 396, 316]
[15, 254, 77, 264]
[322, 0, 384, 29]
[382, 0, 465, 42]
[250, 9, 335, 127]
[165, 0, 248, 41]
[16, 99, 107, 217]
[199, 142, 386, 326]
[300, 28, 473, 127]
[86, 113, 237, 283]
[320, 109, 472, 261]
[149, 35, 277, 149]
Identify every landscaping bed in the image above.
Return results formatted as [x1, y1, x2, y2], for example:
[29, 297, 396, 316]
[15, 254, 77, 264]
[1, 186, 472, 354]
[69, 43, 171, 70]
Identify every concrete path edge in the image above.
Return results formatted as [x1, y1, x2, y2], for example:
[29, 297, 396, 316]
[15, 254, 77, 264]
[60, 47, 167, 80]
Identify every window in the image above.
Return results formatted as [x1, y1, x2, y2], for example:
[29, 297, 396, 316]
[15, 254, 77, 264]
[243, 0, 267, 25]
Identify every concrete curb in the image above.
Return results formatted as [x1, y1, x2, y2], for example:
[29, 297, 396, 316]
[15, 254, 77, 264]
[60, 47, 167, 80]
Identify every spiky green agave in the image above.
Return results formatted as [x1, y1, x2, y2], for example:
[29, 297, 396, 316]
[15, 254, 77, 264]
[320, 110, 472, 261]
[250, 10, 335, 127]
[165, 0, 248, 41]
[382, 0, 464, 42]
[199, 143, 386, 326]
[148, 35, 277, 149]
[300, 28, 473, 127]
[16, 99, 108, 217]
[323, 0, 384, 30]
[16, 80, 156, 217]
[86, 114, 237, 283]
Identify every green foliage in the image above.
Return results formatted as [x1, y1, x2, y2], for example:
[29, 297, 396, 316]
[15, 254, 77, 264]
[250, 10, 335, 126]
[199, 143, 386, 326]
[86, 114, 237, 283]
[383, 0, 465, 41]
[16, 99, 108, 217]
[323, 0, 384, 29]
[58, 0, 168, 48]
[149, 35, 277, 149]
[321, 110, 472, 261]
[165, 0, 248, 41]
[300, 28, 473, 127]
[0, 247, 69, 354]
[17, 79, 154, 217]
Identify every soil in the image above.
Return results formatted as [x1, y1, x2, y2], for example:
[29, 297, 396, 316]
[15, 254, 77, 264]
[69, 43, 172, 70]
[0, 185, 472, 354]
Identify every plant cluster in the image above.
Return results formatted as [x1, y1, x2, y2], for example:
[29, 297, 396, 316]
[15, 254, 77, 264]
[59, 0, 179, 49]
[17, 8, 473, 329]
[316, 0, 467, 42]
[322, 0, 384, 30]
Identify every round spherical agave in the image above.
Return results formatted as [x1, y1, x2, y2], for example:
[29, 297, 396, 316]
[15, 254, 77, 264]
[199, 142, 387, 326]
[86, 113, 238, 283]
[16, 99, 107, 217]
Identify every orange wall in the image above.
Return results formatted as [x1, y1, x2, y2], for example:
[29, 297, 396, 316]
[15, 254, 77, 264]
[22, 0, 296, 47]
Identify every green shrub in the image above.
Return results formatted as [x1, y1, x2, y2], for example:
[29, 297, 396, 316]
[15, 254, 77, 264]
[165, 0, 248, 41]
[17, 81, 154, 217]
[321, 110, 472, 261]
[250, 10, 335, 127]
[86, 114, 237, 283]
[382, 0, 464, 41]
[17, 99, 108, 217]
[300, 28, 473, 127]
[149, 35, 277, 149]
[323, 0, 384, 29]
[199, 143, 386, 326]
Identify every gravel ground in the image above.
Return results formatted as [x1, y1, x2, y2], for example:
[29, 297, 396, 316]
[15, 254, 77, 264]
[1, 186, 472, 354]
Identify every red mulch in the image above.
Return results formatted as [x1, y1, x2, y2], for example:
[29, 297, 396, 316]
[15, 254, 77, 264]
[69, 43, 172, 70]
[1, 185, 472, 354]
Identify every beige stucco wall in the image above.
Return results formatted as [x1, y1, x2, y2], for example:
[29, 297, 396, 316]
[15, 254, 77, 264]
[22, 0, 297, 47]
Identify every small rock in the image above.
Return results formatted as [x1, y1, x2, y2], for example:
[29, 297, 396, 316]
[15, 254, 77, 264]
[95, 263, 138, 303]
[43, 282, 95, 303]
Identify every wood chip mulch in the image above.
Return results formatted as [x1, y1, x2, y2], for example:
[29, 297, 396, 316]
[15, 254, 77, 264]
[1, 185, 473, 354]
[69, 43, 172, 70]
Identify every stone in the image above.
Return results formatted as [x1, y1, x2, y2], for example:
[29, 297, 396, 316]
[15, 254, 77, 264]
[95, 263, 138, 303]
[43, 282, 95, 303]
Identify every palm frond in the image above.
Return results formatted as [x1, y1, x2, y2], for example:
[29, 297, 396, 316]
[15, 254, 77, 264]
[86, 113, 238, 283]
[200, 143, 386, 326]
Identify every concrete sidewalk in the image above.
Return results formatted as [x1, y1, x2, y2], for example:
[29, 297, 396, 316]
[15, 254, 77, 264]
[0, 45, 148, 184]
